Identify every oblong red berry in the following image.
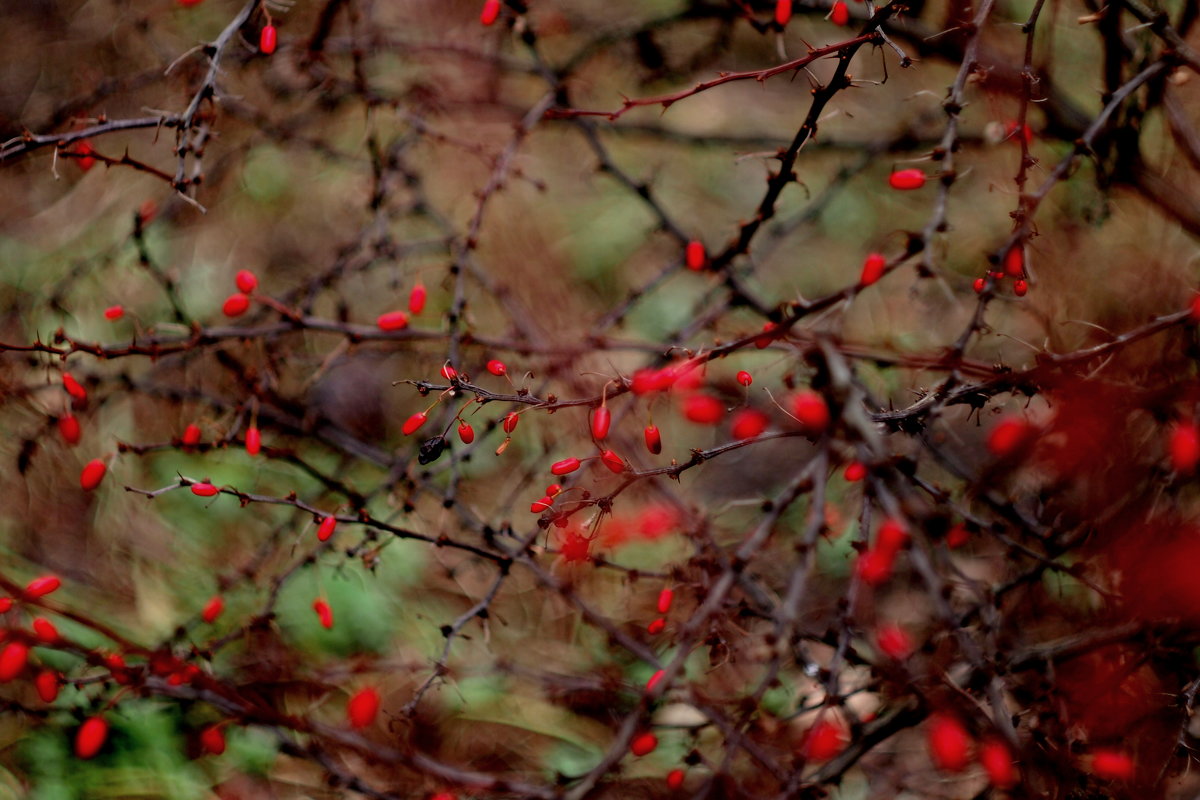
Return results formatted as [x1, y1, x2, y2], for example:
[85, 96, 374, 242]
[644, 425, 662, 455]
[683, 394, 724, 425]
[34, 670, 59, 703]
[26, 575, 62, 597]
[1003, 246, 1024, 277]
[80, 459, 107, 491]
[645, 669, 665, 693]
[235, 269, 258, 293]
[62, 373, 87, 401]
[876, 518, 909, 555]
[791, 391, 830, 433]
[223, 293, 250, 317]
[313, 598, 334, 629]
[736, 370, 753, 387]
[0, 642, 29, 682]
[480, 0, 501, 25]
[245, 426, 261, 455]
[945, 522, 969, 548]
[259, 24, 277, 55]
[860, 253, 886, 286]
[888, 169, 926, 190]
[775, 0, 793, 25]
[875, 623, 913, 659]
[666, 768, 685, 790]
[317, 516, 337, 542]
[545, 483, 562, 497]
[182, 423, 202, 446]
[551, 458, 581, 475]
[973, 277, 986, 293]
[685, 240, 706, 271]
[1091, 749, 1134, 781]
[980, 738, 1017, 788]
[200, 725, 226, 755]
[656, 588, 674, 614]
[58, 414, 81, 445]
[927, 714, 971, 772]
[731, 408, 768, 440]
[1013, 279, 1028, 297]
[191, 482, 219, 497]
[600, 450, 625, 473]
[591, 406, 611, 440]
[856, 548, 894, 586]
[457, 422, 475, 444]
[802, 719, 847, 761]
[201, 595, 224, 623]
[441, 364, 458, 381]
[503, 412, 519, 434]
[531, 496, 553, 513]
[103, 305, 125, 321]
[630, 732, 658, 756]
[32, 617, 59, 642]
[486, 359, 507, 376]
[377, 311, 408, 331]
[830, 0, 850, 25]
[1170, 421, 1200, 472]
[987, 416, 1033, 457]
[75, 140, 96, 171]
[647, 618, 666, 635]
[75, 717, 108, 759]
[403, 412, 428, 436]
[755, 322, 777, 349]
[408, 283, 427, 315]
[348, 687, 381, 728]
[843, 461, 866, 482]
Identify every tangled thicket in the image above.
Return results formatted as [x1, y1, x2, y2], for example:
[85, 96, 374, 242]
[3, 0, 1200, 798]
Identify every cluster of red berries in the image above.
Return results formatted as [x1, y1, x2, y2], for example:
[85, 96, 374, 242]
[972, 245, 1029, 296]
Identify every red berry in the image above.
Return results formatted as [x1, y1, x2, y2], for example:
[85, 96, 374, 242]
[559, 530, 590, 563]
[1190, 293, 1200, 321]
[685, 240, 706, 271]
[75, 140, 96, 171]
[103, 305, 124, 321]
[191, 482, 219, 497]
[645, 669, 666, 693]
[545, 484, 562, 497]
[791, 391, 830, 433]
[551, 457, 581, 475]
[856, 549, 894, 586]
[973, 277, 985, 293]
[487, 359, 507, 376]
[502, 411, 519, 434]
[860, 252, 886, 286]
[313, 598, 334, 629]
[377, 311, 408, 331]
[945, 523, 969, 548]
[875, 623, 913, 659]
[927, 714, 971, 772]
[600, 450, 625, 473]
[683, 394, 724, 425]
[431, 793, 457, 800]
[731, 408, 768, 439]
[736, 370, 753, 387]
[843, 461, 866, 482]
[630, 732, 658, 756]
[317, 516, 337, 542]
[1013, 279, 1028, 297]
[245, 426, 261, 455]
[987, 416, 1033, 457]
[0, 598, 10, 612]
[348, 687, 381, 728]
[876, 518, 909, 556]
[1004, 120, 1034, 145]
[1170, 421, 1200, 472]
[647, 618, 666, 635]
[235, 270, 258, 293]
[888, 168, 926, 190]
[26, 575, 62, 598]
[1091, 749, 1134, 781]
[531, 496, 553, 513]
[802, 718, 847, 761]
[980, 738, 1017, 789]
[644, 425, 662, 454]
[34, 670, 59, 703]
[441, 364, 458, 381]
[201, 595, 224, 623]
[1003, 246, 1024, 277]
[75, 717, 108, 760]
[408, 283, 427, 315]
[259, 24, 277, 54]
[457, 422, 475, 444]
[666, 768, 685, 790]
[32, 617, 59, 642]
[775, 0, 793, 25]
[403, 412, 428, 436]
[755, 322, 777, 349]
[0, 643, 28, 681]
[223, 293, 250, 317]
[200, 725, 226, 755]
[657, 588, 674, 614]
[591, 406, 611, 440]
[178, 0, 204, 6]
[480, 0, 501, 25]
[182, 423, 202, 446]
[63, 373, 87, 402]
[80, 459, 107, 491]
[58, 414, 82, 445]
[830, 0, 850, 25]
